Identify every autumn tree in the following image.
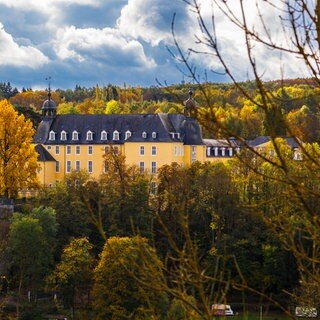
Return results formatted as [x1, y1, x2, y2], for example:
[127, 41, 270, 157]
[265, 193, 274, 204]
[47, 237, 93, 319]
[92, 236, 168, 320]
[0, 99, 40, 199]
[164, 0, 320, 313]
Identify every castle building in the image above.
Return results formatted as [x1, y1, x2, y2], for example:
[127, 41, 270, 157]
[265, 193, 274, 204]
[33, 92, 207, 186]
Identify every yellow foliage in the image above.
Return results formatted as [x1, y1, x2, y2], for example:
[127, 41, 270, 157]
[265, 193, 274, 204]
[0, 99, 40, 198]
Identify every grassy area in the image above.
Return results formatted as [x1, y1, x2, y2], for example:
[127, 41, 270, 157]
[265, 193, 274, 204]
[230, 313, 291, 320]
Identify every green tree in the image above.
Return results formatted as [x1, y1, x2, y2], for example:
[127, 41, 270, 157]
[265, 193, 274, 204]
[92, 236, 168, 320]
[170, 0, 320, 312]
[0, 99, 40, 199]
[9, 210, 56, 317]
[47, 237, 93, 319]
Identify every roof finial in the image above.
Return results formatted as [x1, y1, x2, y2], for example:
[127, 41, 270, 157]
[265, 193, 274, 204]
[46, 76, 52, 100]
[184, 88, 197, 116]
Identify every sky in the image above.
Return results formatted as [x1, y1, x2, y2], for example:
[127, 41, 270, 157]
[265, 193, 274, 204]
[0, 0, 310, 91]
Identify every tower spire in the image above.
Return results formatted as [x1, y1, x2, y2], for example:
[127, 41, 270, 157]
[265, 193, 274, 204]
[42, 76, 57, 118]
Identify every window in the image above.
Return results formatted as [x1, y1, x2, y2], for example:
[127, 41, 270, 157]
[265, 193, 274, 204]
[49, 131, 55, 141]
[140, 146, 145, 156]
[191, 146, 196, 163]
[142, 131, 147, 138]
[61, 130, 67, 141]
[47, 146, 52, 150]
[66, 145, 71, 155]
[55, 161, 60, 173]
[72, 130, 79, 141]
[101, 130, 108, 141]
[75, 160, 80, 172]
[88, 160, 93, 173]
[151, 146, 157, 156]
[151, 161, 157, 174]
[55, 146, 60, 154]
[152, 132, 157, 138]
[66, 160, 72, 173]
[139, 161, 145, 174]
[174, 145, 184, 156]
[150, 181, 157, 195]
[86, 130, 93, 141]
[125, 130, 131, 140]
[75, 145, 80, 155]
[104, 146, 110, 154]
[113, 146, 119, 155]
[88, 145, 93, 155]
[104, 160, 108, 173]
[113, 130, 119, 141]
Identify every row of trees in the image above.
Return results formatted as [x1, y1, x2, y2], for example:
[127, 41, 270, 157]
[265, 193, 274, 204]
[6, 81, 320, 142]
[5, 140, 317, 318]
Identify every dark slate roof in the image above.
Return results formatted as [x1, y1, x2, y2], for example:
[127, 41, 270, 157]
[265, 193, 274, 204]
[35, 144, 56, 161]
[248, 136, 301, 148]
[203, 138, 241, 148]
[33, 113, 204, 145]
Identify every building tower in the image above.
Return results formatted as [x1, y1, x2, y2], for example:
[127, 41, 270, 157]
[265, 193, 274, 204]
[42, 77, 57, 118]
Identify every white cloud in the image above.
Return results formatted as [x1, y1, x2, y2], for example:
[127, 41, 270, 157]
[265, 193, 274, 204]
[55, 26, 156, 68]
[117, 0, 174, 46]
[180, 0, 311, 81]
[0, 23, 49, 68]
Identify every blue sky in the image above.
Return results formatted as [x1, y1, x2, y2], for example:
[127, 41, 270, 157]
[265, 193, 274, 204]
[0, 0, 309, 90]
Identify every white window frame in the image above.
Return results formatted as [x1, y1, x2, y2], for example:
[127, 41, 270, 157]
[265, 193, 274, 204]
[150, 181, 157, 195]
[75, 145, 80, 155]
[60, 130, 67, 141]
[88, 160, 93, 173]
[113, 130, 120, 141]
[101, 130, 108, 141]
[49, 131, 55, 141]
[86, 130, 93, 141]
[152, 132, 157, 138]
[75, 160, 80, 172]
[151, 146, 157, 156]
[191, 145, 197, 163]
[88, 145, 93, 155]
[125, 130, 132, 140]
[142, 131, 147, 138]
[140, 145, 145, 156]
[113, 146, 119, 155]
[55, 161, 60, 173]
[151, 161, 157, 174]
[66, 145, 71, 155]
[72, 130, 79, 141]
[139, 161, 145, 174]
[55, 146, 60, 155]
[66, 160, 72, 173]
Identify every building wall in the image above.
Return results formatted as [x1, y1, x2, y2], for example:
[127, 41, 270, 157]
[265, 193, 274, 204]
[37, 142, 207, 185]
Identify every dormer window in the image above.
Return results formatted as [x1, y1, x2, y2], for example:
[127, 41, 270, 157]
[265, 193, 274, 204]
[49, 130, 56, 141]
[101, 130, 108, 141]
[72, 130, 79, 141]
[113, 130, 119, 141]
[86, 130, 93, 141]
[142, 131, 147, 138]
[60, 130, 67, 141]
[125, 130, 131, 140]
[152, 132, 157, 139]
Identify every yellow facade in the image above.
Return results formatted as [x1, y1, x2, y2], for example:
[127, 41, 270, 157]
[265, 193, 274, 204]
[36, 142, 207, 186]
